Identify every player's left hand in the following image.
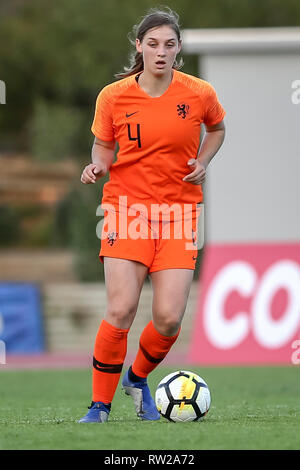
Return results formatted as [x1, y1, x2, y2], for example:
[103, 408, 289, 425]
[182, 158, 206, 185]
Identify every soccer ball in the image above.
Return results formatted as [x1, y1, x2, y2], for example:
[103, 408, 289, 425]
[155, 370, 211, 422]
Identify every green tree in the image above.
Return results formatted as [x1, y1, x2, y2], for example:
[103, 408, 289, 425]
[1, 0, 299, 280]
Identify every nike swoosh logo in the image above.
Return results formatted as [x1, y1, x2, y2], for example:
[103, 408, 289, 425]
[126, 111, 139, 118]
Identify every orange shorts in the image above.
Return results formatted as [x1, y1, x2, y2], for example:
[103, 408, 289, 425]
[98, 205, 202, 273]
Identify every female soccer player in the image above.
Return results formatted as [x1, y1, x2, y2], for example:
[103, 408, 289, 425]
[78, 7, 225, 423]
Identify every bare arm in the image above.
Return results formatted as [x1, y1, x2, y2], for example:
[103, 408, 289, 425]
[183, 120, 225, 185]
[197, 120, 225, 169]
[81, 137, 116, 184]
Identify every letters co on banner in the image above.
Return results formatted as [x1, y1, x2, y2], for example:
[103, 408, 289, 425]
[188, 244, 300, 365]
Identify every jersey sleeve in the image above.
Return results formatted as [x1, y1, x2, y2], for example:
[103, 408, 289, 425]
[91, 86, 115, 141]
[203, 83, 226, 126]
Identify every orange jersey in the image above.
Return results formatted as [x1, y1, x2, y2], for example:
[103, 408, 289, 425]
[91, 69, 225, 216]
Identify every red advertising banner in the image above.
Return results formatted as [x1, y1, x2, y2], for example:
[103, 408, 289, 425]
[187, 243, 300, 365]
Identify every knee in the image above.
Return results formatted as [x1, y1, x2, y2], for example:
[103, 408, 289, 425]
[105, 304, 137, 329]
[153, 311, 182, 337]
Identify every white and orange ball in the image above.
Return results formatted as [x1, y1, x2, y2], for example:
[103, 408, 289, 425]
[155, 370, 211, 422]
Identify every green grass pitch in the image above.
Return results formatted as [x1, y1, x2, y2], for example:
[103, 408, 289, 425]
[0, 365, 299, 450]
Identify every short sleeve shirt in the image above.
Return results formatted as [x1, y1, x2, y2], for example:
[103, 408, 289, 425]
[91, 69, 225, 217]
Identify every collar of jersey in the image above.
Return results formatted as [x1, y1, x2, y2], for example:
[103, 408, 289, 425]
[134, 69, 177, 99]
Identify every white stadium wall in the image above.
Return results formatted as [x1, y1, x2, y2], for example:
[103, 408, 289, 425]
[182, 28, 300, 365]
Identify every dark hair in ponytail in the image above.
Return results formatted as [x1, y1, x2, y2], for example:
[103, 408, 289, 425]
[115, 6, 183, 80]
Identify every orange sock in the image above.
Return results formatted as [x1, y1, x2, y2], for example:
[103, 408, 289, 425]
[92, 319, 129, 404]
[132, 321, 180, 378]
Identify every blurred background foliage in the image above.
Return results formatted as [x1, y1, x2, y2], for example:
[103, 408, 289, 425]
[0, 0, 299, 280]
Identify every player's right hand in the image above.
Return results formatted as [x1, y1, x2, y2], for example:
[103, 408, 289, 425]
[80, 163, 107, 184]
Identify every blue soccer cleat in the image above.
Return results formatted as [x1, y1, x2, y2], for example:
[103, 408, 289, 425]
[77, 401, 111, 423]
[122, 370, 160, 421]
